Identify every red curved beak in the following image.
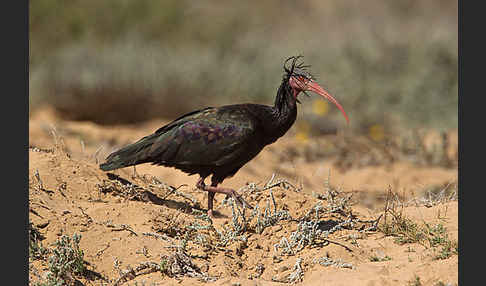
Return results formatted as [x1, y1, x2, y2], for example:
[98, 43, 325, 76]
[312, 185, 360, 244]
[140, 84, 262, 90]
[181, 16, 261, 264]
[306, 80, 349, 124]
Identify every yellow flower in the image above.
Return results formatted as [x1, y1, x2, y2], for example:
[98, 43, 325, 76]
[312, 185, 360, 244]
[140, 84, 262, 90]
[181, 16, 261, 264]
[297, 120, 311, 133]
[295, 131, 309, 143]
[368, 124, 385, 141]
[295, 120, 311, 143]
[312, 100, 329, 116]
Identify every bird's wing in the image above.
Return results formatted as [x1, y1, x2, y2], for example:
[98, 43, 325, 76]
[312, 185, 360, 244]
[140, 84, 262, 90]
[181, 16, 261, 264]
[145, 107, 259, 166]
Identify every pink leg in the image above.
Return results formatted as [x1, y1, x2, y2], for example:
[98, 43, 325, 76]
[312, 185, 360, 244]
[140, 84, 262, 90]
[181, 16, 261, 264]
[196, 177, 253, 217]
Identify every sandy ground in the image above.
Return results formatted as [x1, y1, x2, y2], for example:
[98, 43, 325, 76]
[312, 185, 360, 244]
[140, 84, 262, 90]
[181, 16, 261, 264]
[29, 107, 458, 286]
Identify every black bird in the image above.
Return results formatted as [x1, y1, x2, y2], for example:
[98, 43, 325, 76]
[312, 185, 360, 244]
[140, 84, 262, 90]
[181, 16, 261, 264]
[100, 56, 349, 217]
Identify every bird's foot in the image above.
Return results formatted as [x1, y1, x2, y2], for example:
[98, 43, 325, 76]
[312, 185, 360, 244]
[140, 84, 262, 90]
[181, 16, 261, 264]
[196, 178, 253, 212]
[227, 189, 254, 210]
[208, 186, 253, 210]
[207, 209, 214, 219]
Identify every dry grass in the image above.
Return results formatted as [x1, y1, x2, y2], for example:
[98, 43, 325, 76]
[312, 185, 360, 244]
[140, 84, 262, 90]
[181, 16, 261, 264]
[378, 188, 458, 260]
[112, 249, 217, 286]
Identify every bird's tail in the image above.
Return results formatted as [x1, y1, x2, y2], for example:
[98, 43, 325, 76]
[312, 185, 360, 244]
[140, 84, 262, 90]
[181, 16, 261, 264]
[99, 134, 157, 171]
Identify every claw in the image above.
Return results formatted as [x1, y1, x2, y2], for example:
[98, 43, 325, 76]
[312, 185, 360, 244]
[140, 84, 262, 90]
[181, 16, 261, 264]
[207, 209, 214, 218]
[231, 190, 254, 210]
[197, 177, 254, 217]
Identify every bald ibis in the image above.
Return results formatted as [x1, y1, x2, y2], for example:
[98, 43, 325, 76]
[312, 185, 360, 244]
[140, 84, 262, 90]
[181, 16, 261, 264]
[100, 56, 349, 217]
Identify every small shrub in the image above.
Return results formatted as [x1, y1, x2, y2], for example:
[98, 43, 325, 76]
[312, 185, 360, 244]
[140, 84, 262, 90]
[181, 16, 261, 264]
[370, 255, 392, 262]
[408, 275, 422, 286]
[29, 221, 48, 260]
[38, 233, 87, 286]
[379, 190, 458, 259]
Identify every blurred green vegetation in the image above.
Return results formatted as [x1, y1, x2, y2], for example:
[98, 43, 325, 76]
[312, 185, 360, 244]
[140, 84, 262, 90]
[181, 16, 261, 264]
[29, 0, 457, 134]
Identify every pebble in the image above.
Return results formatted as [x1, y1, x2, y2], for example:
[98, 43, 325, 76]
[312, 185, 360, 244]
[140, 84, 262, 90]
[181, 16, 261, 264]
[272, 225, 283, 233]
[36, 221, 49, 229]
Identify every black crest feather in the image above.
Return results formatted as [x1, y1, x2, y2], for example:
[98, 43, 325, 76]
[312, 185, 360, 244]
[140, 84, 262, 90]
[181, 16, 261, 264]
[283, 55, 313, 79]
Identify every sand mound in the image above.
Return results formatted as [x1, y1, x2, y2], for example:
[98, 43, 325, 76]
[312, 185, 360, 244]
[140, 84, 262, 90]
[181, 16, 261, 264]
[29, 107, 458, 285]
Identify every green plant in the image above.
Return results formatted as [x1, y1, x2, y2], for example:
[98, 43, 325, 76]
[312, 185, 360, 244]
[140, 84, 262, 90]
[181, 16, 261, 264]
[29, 221, 48, 260]
[408, 275, 422, 286]
[370, 255, 392, 262]
[379, 190, 458, 260]
[38, 233, 87, 286]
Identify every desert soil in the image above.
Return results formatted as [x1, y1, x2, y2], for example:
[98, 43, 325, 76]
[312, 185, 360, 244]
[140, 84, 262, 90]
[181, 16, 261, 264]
[29, 107, 458, 286]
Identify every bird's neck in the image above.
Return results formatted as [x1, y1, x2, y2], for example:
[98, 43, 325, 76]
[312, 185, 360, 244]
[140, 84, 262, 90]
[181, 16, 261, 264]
[265, 82, 298, 141]
[273, 83, 297, 118]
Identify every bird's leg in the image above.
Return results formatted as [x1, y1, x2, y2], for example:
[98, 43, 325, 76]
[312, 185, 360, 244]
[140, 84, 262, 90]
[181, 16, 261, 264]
[196, 177, 253, 218]
[196, 177, 215, 217]
[196, 177, 207, 190]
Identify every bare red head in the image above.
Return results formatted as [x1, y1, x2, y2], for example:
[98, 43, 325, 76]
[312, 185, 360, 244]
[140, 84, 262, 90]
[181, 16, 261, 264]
[284, 56, 349, 124]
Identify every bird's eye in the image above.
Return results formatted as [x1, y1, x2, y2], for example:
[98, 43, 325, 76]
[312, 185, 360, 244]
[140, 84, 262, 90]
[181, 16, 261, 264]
[298, 76, 309, 86]
[289, 75, 310, 91]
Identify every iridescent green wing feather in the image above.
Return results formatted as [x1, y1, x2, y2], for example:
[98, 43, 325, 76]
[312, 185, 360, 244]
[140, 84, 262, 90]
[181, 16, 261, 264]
[146, 107, 258, 166]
